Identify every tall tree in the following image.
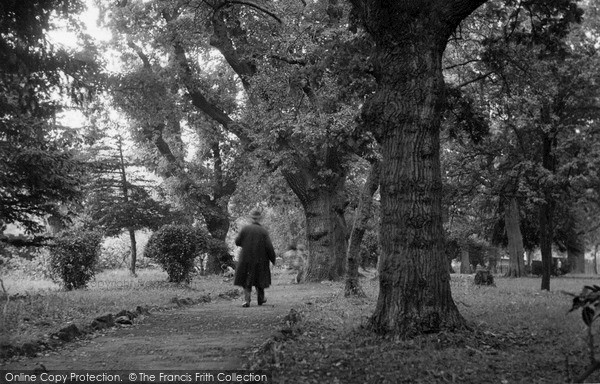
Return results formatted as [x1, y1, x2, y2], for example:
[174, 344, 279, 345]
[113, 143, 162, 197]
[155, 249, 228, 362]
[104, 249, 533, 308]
[345, 158, 379, 296]
[84, 129, 172, 276]
[246, 1, 376, 281]
[443, 1, 596, 288]
[463, 1, 591, 289]
[101, 0, 375, 280]
[0, 0, 97, 239]
[348, 0, 486, 335]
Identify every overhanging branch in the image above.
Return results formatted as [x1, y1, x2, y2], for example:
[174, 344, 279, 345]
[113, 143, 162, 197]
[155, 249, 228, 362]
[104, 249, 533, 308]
[215, 0, 282, 24]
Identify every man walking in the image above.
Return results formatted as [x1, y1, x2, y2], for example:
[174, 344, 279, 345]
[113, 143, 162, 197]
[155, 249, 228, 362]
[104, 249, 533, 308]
[234, 209, 276, 307]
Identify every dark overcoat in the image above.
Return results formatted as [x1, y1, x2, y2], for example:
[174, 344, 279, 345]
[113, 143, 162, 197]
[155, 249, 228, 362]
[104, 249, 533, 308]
[233, 223, 276, 289]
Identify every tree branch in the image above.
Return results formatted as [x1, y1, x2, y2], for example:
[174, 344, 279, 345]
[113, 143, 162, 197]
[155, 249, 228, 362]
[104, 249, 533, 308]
[127, 40, 151, 69]
[457, 71, 495, 88]
[171, 41, 253, 146]
[270, 54, 307, 66]
[444, 58, 482, 70]
[215, 0, 282, 24]
[0, 235, 53, 247]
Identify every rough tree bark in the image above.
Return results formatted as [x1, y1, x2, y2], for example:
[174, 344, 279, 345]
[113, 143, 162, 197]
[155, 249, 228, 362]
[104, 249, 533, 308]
[345, 159, 380, 297]
[348, 0, 487, 335]
[283, 168, 348, 282]
[504, 197, 525, 277]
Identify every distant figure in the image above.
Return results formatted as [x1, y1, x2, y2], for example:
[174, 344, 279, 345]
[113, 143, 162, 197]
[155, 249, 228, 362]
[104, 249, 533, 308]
[234, 209, 276, 307]
[292, 244, 307, 284]
[281, 243, 306, 283]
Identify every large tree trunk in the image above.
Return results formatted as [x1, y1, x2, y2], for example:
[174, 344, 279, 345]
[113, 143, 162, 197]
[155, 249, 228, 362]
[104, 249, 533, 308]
[345, 160, 380, 297]
[203, 200, 234, 274]
[304, 189, 348, 282]
[349, 1, 485, 335]
[284, 169, 348, 282]
[504, 197, 525, 277]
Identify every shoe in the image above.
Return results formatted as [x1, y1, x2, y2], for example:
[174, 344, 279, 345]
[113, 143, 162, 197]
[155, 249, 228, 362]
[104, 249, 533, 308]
[242, 302, 250, 308]
[258, 299, 267, 306]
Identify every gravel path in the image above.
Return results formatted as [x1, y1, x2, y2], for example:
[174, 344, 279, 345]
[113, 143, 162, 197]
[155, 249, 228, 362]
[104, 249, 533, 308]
[1, 272, 330, 372]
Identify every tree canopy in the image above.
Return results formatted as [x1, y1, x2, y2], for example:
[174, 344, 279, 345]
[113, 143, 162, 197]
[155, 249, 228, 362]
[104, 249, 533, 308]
[3, 0, 600, 337]
[0, 0, 99, 236]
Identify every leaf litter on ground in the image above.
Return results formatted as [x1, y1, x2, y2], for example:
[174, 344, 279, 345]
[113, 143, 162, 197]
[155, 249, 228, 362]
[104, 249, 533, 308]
[249, 274, 600, 384]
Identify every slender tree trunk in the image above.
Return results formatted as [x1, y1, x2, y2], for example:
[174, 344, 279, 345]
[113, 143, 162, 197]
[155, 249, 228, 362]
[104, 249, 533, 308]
[460, 247, 471, 274]
[594, 244, 599, 275]
[539, 202, 554, 290]
[117, 138, 138, 277]
[539, 133, 555, 291]
[567, 230, 585, 274]
[345, 160, 380, 297]
[128, 229, 137, 277]
[350, 2, 484, 334]
[505, 197, 525, 277]
[489, 247, 499, 274]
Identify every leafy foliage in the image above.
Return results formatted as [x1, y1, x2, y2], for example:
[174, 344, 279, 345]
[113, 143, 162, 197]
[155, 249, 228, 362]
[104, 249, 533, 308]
[0, 0, 99, 234]
[143, 224, 209, 284]
[48, 230, 103, 290]
[0, 245, 52, 279]
[83, 139, 175, 236]
[442, 0, 599, 276]
[569, 285, 600, 327]
[567, 283, 600, 382]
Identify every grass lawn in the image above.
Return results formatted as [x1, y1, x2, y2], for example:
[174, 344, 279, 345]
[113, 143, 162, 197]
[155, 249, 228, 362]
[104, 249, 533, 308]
[0, 268, 236, 347]
[2, 268, 600, 383]
[248, 273, 600, 384]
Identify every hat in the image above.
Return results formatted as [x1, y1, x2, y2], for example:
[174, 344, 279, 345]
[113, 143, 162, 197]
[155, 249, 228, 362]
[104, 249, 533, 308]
[250, 209, 262, 219]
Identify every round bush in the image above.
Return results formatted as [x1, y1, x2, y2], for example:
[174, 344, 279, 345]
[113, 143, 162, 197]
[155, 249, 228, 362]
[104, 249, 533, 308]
[49, 230, 103, 290]
[144, 225, 209, 283]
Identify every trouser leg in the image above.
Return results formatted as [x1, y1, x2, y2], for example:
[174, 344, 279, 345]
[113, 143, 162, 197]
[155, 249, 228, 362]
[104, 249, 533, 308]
[257, 287, 265, 305]
[244, 287, 252, 305]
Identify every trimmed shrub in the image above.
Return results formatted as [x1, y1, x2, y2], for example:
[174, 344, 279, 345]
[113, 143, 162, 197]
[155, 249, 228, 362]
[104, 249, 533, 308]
[49, 230, 103, 290]
[143, 225, 209, 283]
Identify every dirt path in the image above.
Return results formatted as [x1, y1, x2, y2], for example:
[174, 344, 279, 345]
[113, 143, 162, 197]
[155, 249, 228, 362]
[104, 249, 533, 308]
[0, 271, 332, 371]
